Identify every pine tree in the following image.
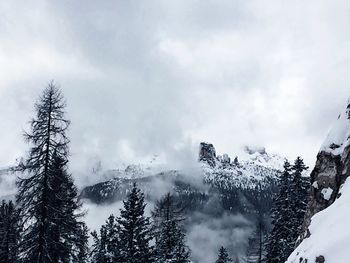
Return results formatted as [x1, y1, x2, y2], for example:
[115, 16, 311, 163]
[104, 214, 121, 262]
[74, 224, 90, 263]
[289, 157, 309, 243]
[266, 158, 310, 263]
[91, 226, 108, 263]
[215, 246, 233, 263]
[91, 227, 109, 263]
[152, 193, 190, 263]
[117, 183, 154, 263]
[48, 151, 87, 262]
[0, 200, 20, 263]
[246, 214, 266, 263]
[91, 214, 122, 263]
[266, 160, 294, 263]
[16, 82, 85, 262]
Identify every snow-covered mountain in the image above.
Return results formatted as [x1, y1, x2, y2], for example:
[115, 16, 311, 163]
[80, 142, 284, 262]
[287, 99, 350, 263]
[200, 143, 284, 190]
[81, 142, 284, 203]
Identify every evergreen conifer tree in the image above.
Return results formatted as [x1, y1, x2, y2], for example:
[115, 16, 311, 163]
[246, 213, 266, 263]
[117, 183, 154, 263]
[289, 157, 309, 243]
[104, 214, 121, 262]
[0, 200, 20, 263]
[266, 160, 294, 263]
[215, 246, 233, 263]
[91, 227, 109, 263]
[152, 193, 190, 263]
[74, 224, 90, 263]
[16, 83, 86, 262]
[90, 214, 121, 263]
[266, 158, 310, 263]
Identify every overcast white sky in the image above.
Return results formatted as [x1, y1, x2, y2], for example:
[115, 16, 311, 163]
[0, 0, 350, 180]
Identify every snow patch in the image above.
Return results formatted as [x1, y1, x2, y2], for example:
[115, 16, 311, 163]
[320, 98, 350, 157]
[321, 187, 333, 201]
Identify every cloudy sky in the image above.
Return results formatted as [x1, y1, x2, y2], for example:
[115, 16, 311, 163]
[0, 0, 350, 182]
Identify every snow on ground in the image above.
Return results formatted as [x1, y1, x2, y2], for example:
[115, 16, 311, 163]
[286, 177, 350, 263]
[321, 187, 333, 201]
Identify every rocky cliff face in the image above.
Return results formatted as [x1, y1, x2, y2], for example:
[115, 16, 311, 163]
[199, 142, 217, 167]
[301, 100, 350, 240]
[287, 99, 350, 263]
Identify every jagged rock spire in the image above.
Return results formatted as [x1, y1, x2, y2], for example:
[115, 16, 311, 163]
[199, 142, 217, 167]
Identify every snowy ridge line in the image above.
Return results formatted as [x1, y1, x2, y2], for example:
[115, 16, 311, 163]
[320, 98, 350, 157]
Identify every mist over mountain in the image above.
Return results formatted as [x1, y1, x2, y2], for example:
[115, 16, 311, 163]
[1, 1, 350, 262]
[79, 142, 285, 262]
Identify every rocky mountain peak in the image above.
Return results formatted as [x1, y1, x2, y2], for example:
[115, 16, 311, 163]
[199, 142, 217, 167]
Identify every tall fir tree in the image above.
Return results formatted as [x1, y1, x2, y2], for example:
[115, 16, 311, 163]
[74, 224, 90, 263]
[246, 182, 268, 263]
[48, 151, 87, 262]
[16, 82, 87, 262]
[0, 200, 20, 263]
[152, 193, 191, 263]
[290, 157, 309, 243]
[90, 214, 121, 263]
[215, 246, 233, 263]
[91, 227, 109, 263]
[246, 213, 266, 263]
[105, 214, 121, 262]
[266, 160, 294, 263]
[117, 183, 154, 263]
[266, 158, 309, 263]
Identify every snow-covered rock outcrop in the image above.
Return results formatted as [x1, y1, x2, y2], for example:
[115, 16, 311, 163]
[287, 98, 350, 263]
[81, 142, 285, 203]
[201, 143, 284, 190]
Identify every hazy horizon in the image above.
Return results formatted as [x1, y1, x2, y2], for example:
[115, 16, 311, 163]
[1, 1, 350, 182]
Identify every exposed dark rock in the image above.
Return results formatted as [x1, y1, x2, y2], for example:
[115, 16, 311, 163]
[199, 142, 217, 167]
[315, 255, 325, 263]
[298, 100, 350, 246]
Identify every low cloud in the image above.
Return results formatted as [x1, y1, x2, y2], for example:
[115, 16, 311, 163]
[187, 212, 253, 263]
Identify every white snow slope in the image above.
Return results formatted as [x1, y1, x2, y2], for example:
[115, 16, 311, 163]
[320, 98, 350, 157]
[286, 177, 350, 263]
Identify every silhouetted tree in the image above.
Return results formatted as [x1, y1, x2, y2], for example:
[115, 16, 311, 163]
[117, 183, 154, 263]
[266, 158, 309, 263]
[215, 246, 233, 263]
[152, 193, 190, 263]
[266, 161, 294, 263]
[16, 83, 85, 262]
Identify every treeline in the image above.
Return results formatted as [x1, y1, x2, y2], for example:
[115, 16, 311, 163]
[249, 157, 309, 262]
[90, 185, 191, 263]
[0, 83, 234, 263]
